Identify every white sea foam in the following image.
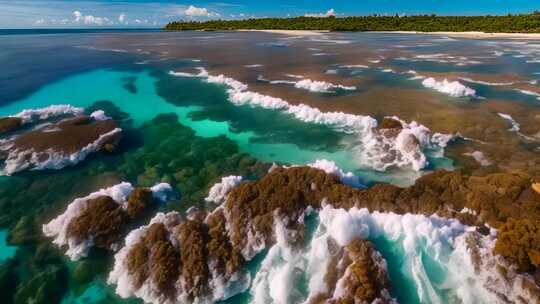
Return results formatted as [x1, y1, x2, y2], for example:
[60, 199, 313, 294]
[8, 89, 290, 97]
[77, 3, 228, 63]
[422, 77, 477, 98]
[11, 104, 84, 124]
[250, 215, 308, 304]
[170, 68, 454, 172]
[259, 75, 356, 93]
[464, 151, 492, 167]
[301, 206, 537, 303]
[244, 64, 263, 68]
[294, 79, 356, 93]
[284, 73, 304, 79]
[459, 77, 514, 86]
[497, 113, 520, 132]
[515, 89, 540, 100]
[205, 175, 243, 204]
[308, 159, 362, 187]
[90, 110, 111, 121]
[339, 64, 369, 69]
[0, 128, 122, 175]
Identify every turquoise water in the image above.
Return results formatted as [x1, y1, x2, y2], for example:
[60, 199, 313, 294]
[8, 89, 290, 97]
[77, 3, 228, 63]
[61, 280, 108, 304]
[0, 68, 451, 186]
[0, 229, 17, 264]
[0, 66, 457, 303]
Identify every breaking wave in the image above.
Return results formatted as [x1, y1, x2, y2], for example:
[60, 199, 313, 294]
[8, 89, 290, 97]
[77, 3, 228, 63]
[169, 68, 455, 172]
[422, 77, 477, 98]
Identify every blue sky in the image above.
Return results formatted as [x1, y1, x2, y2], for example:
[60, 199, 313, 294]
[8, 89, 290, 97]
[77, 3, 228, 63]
[1, 0, 539, 28]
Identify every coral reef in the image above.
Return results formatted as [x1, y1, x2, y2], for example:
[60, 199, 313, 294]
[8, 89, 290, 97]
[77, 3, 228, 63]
[0, 110, 122, 175]
[108, 212, 250, 303]
[0, 117, 22, 134]
[120, 113, 269, 205]
[43, 182, 172, 260]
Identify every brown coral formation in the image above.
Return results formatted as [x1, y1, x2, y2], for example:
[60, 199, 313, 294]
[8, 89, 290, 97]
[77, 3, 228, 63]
[12, 116, 120, 155]
[126, 188, 154, 219]
[66, 188, 156, 251]
[0, 117, 22, 134]
[118, 166, 540, 302]
[127, 222, 181, 297]
[67, 196, 129, 249]
[225, 166, 540, 276]
[495, 218, 540, 272]
[378, 117, 403, 130]
[123, 211, 246, 302]
[308, 239, 394, 304]
[336, 239, 393, 303]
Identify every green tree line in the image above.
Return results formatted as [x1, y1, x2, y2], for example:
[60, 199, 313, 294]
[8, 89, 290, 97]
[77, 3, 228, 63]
[165, 13, 540, 33]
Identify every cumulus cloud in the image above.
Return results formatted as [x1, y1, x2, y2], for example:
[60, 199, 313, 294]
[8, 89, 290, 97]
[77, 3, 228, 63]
[305, 8, 335, 18]
[184, 5, 220, 18]
[118, 13, 126, 23]
[73, 10, 82, 22]
[72, 10, 112, 26]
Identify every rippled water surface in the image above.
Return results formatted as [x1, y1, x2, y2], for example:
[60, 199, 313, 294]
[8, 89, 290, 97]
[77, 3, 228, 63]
[1, 29, 540, 304]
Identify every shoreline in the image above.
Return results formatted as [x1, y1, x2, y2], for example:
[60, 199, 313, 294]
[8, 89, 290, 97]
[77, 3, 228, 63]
[236, 29, 329, 36]
[376, 31, 540, 39]
[234, 29, 540, 39]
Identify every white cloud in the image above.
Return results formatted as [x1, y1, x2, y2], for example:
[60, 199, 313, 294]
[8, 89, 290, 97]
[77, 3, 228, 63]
[118, 13, 126, 23]
[305, 8, 335, 18]
[184, 5, 220, 18]
[34, 18, 46, 25]
[72, 10, 112, 26]
[73, 10, 82, 22]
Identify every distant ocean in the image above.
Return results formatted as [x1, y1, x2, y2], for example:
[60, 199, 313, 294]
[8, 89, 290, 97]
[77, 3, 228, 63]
[0, 28, 163, 35]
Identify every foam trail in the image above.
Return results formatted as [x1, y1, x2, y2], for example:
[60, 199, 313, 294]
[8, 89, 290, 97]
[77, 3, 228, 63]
[294, 79, 356, 93]
[515, 89, 540, 100]
[497, 113, 520, 132]
[259, 75, 356, 93]
[11, 104, 84, 124]
[463, 151, 492, 166]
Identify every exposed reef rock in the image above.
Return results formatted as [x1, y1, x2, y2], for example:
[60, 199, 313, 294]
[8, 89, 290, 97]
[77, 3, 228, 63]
[27, 159, 537, 303]
[106, 165, 540, 303]
[0, 117, 22, 135]
[0, 106, 123, 175]
[458, 231, 540, 303]
[495, 218, 540, 272]
[108, 212, 250, 303]
[335, 239, 394, 304]
[42, 182, 172, 260]
[307, 239, 395, 304]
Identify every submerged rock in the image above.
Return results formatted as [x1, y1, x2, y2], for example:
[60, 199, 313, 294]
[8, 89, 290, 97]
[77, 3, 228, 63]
[0, 260, 18, 304]
[13, 264, 68, 304]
